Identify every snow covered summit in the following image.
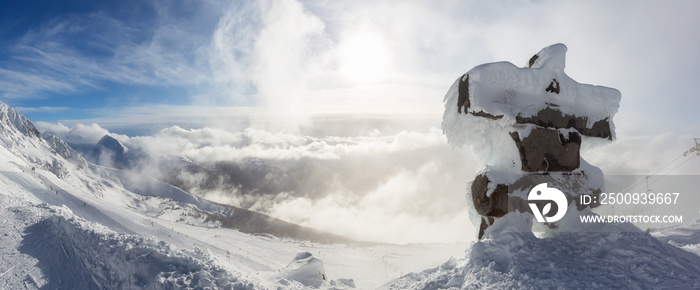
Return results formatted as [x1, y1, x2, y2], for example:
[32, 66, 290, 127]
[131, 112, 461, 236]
[0, 101, 42, 140]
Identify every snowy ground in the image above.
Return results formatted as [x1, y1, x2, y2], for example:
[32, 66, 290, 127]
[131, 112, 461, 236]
[387, 212, 700, 289]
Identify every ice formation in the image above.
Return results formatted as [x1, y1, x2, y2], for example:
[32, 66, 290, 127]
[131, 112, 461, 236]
[442, 43, 621, 238]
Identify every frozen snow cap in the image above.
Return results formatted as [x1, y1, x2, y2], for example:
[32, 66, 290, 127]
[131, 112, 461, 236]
[442, 43, 621, 150]
[528, 43, 567, 71]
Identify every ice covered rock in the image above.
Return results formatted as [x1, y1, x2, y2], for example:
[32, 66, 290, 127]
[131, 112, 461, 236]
[447, 43, 620, 142]
[281, 252, 326, 288]
[44, 158, 69, 179]
[44, 133, 87, 169]
[443, 44, 621, 238]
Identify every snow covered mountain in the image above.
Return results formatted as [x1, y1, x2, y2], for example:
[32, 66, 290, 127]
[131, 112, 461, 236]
[0, 102, 42, 140]
[0, 101, 465, 289]
[0, 101, 262, 288]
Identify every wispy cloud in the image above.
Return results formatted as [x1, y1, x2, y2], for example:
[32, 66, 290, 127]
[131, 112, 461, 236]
[15, 106, 69, 113]
[1, 3, 220, 99]
[36, 121, 128, 144]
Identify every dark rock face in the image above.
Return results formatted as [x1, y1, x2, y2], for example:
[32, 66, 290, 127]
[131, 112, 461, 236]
[471, 174, 509, 217]
[510, 129, 581, 172]
[528, 54, 539, 67]
[545, 79, 560, 94]
[457, 74, 470, 114]
[515, 107, 613, 140]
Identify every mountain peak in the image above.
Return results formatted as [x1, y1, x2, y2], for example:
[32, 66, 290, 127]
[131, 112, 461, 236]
[96, 134, 127, 154]
[0, 101, 42, 140]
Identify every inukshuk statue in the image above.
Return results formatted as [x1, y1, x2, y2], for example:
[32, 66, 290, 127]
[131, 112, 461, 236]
[442, 44, 621, 239]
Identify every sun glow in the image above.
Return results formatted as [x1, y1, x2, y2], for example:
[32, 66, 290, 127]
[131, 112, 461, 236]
[338, 32, 390, 83]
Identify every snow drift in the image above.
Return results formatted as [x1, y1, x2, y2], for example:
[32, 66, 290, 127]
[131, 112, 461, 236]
[388, 212, 700, 289]
[18, 205, 257, 289]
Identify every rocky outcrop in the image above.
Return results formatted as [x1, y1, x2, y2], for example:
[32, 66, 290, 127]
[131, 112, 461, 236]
[0, 102, 42, 140]
[44, 133, 87, 170]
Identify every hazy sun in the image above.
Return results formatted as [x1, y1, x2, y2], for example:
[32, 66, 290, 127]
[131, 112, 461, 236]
[338, 32, 389, 83]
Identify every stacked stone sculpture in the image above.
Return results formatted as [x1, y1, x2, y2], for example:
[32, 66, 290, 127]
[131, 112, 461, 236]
[442, 44, 621, 239]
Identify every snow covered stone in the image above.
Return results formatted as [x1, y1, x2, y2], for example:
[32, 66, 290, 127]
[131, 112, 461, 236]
[446, 43, 620, 142]
[281, 252, 327, 288]
[443, 44, 620, 239]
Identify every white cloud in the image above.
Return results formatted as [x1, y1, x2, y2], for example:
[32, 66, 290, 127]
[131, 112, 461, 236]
[36, 121, 127, 145]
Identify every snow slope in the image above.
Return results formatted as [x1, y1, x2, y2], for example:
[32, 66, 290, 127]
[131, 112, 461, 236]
[652, 218, 700, 257]
[0, 101, 465, 289]
[387, 212, 700, 289]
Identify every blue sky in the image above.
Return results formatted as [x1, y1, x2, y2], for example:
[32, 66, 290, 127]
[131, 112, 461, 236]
[1, 0, 700, 136]
[0, 0, 220, 122]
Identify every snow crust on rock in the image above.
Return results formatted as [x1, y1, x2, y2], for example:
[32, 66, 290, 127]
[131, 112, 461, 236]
[442, 43, 621, 171]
